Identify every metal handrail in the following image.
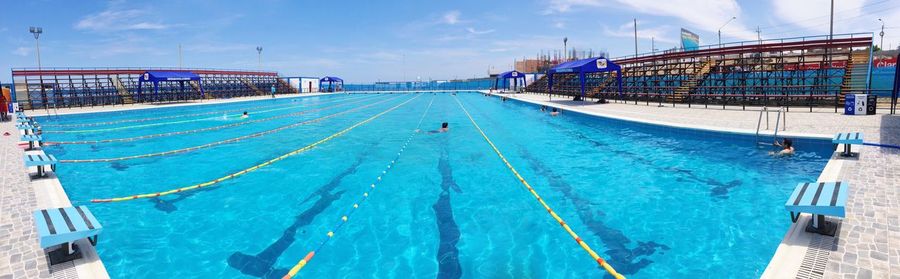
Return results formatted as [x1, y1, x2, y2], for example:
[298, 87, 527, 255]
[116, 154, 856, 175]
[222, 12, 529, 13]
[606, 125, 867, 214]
[756, 106, 786, 144]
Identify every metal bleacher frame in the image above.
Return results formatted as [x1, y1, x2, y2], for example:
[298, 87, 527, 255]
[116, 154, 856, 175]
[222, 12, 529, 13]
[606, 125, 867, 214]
[11, 67, 298, 110]
[527, 33, 875, 112]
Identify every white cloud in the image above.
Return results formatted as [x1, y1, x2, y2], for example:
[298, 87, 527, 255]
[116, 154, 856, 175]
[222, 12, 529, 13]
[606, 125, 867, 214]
[12, 47, 31, 56]
[545, 0, 758, 41]
[442, 11, 461, 25]
[603, 21, 678, 44]
[554, 22, 566, 29]
[466, 28, 495, 35]
[75, 8, 175, 32]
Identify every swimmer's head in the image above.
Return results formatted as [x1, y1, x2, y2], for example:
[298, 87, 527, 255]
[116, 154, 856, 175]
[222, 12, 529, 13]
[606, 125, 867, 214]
[442, 122, 448, 129]
[552, 108, 558, 112]
[783, 138, 793, 148]
[243, 111, 248, 115]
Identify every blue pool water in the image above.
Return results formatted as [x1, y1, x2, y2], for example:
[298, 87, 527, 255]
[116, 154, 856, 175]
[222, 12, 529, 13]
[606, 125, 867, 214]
[38, 92, 832, 278]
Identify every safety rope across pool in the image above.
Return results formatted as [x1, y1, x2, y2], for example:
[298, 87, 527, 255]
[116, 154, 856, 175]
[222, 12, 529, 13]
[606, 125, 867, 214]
[452, 96, 625, 279]
[47, 95, 377, 145]
[90, 94, 421, 203]
[43, 95, 370, 134]
[40, 97, 314, 128]
[282, 95, 435, 279]
[62, 95, 403, 163]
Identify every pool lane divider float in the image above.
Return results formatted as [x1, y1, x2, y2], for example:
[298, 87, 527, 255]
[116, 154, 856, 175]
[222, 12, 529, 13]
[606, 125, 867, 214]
[43, 95, 372, 134]
[47, 95, 380, 145]
[90, 94, 422, 203]
[40, 96, 339, 128]
[452, 96, 625, 279]
[282, 95, 436, 279]
[62, 95, 405, 163]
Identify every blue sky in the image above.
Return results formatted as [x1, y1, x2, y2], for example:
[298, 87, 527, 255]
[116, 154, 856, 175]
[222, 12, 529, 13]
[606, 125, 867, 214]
[1, 0, 896, 82]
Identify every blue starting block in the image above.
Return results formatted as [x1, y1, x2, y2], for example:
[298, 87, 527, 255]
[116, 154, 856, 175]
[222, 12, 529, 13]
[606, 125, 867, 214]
[24, 153, 58, 177]
[16, 124, 37, 135]
[21, 134, 42, 150]
[832, 132, 863, 157]
[785, 182, 848, 236]
[33, 206, 102, 264]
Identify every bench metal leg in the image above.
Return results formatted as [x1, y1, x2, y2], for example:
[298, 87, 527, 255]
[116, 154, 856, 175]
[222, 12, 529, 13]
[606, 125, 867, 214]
[841, 144, 854, 157]
[805, 214, 838, 236]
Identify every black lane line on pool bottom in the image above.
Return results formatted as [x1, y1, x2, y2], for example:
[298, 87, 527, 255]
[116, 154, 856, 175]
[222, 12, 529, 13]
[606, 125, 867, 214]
[463, 96, 668, 275]
[433, 148, 463, 279]
[515, 98, 744, 199]
[517, 148, 669, 275]
[226, 156, 364, 278]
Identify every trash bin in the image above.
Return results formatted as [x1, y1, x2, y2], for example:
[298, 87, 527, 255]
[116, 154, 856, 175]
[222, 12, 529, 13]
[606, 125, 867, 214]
[845, 94, 877, 115]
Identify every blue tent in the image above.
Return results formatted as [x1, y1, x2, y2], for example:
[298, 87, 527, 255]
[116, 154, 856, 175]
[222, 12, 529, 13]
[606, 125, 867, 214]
[137, 71, 204, 101]
[319, 76, 344, 92]
[547, 57, 622, 101]
[494, 70, 527, 91]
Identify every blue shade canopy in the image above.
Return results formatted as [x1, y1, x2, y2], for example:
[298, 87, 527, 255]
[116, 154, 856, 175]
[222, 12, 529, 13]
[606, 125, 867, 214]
[320, 76, 343, 82]
[547, 56, 623, 98]
[548, 57, 621, 74]
[497, 70, 525, 79]
[140, 71, 201, 82]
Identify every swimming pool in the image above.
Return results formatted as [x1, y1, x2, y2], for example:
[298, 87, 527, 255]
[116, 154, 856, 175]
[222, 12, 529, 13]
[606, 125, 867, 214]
[39, 92, 832, 278]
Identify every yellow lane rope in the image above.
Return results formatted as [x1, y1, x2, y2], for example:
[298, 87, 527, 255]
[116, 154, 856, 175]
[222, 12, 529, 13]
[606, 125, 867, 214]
[47, 95, 377, 145]
[43, 95, 370, 134]
[61, 95, 403, 163]
[452, 96, 625, 279]
[91, 94, 421, 203]
[282, 95, 435, 279]
[40, 97, 315, 128]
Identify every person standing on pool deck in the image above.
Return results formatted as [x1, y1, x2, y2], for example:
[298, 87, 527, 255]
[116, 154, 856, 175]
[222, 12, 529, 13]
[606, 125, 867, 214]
[0, 95, 7, 121]
[270, 85, 276, 98]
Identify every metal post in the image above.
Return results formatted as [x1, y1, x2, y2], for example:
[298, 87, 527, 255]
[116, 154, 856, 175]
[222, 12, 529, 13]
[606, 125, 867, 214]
[633, 19, 638, 57]
[256, 46, 262, 70]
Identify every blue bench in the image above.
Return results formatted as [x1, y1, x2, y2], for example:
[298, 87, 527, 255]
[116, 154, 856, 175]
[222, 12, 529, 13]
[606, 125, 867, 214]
[832, 132, 863, 157]
[24, 153, 58, 177]
[785, 181, 848, 236]
[21, 134, 42, 150]
[33, 206, 102, 264]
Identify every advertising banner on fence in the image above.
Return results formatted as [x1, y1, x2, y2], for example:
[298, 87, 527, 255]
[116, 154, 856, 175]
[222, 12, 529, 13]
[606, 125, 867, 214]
[681, 28, 700, 51]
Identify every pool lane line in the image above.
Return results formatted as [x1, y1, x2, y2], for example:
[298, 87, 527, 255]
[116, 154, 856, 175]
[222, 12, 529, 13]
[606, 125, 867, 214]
[40, 96, 332, 128]
[282, 94, 435, 279]
[61, 95, 406, 163]
[43, 95, 371, 134]
[47, 95, 380, 145]
[90, 94, 422, 204]
[451, 95, 625, 279]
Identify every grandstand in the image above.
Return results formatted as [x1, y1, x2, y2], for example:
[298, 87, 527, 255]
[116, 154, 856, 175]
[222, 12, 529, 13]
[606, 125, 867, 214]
[526, 33, 875, 110]
[10, 67, 298, 110]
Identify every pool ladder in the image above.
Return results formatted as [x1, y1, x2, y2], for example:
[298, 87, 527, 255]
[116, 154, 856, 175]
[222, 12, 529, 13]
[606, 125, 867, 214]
[755, 106, 786, 145]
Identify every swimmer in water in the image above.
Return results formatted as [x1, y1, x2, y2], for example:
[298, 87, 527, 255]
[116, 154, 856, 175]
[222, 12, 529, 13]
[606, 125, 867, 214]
[424, 122, 449, 134]
[550, 108, 560, 116]
[241, 111, 249, 119]
[540, 105, 547, 112]
[771, 138, 795, 156]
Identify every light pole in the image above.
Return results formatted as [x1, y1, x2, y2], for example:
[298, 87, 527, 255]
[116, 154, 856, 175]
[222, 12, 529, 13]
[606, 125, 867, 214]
[563, 37, 568, 61]
[256, 46, 262, 70]
[878, 18, 885, 50]
[29, 26, 47, 110]
[633, 18, 638, 57]
[718, 16, 736, 48]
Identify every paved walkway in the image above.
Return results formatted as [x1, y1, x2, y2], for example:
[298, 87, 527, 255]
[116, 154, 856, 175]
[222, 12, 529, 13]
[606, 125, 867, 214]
[502, 92, 900, 278]
[0, 120, 51, 279]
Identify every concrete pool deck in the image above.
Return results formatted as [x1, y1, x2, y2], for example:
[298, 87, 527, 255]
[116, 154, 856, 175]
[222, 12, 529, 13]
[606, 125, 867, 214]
[495, 91, 899, 278]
